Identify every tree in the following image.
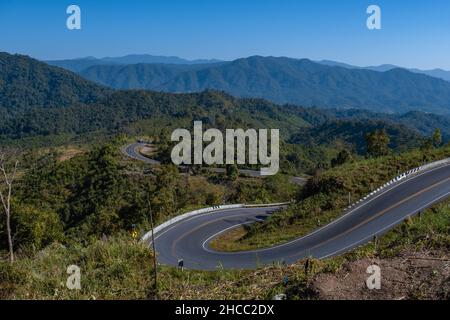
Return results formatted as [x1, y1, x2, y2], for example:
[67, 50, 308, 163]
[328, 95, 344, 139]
[156, 129, 174, 164]
[66, 144, 124, 234]
[0, 150, 19, 263]
[151, 165, 181, 220]
[226, 164, 239, 181]
[331, 149, 352, 167]
[432, 128, 442, 148]
[365, 129, 390, 157]
[420, 138, 433, 151]
[12, 203, 63, 250]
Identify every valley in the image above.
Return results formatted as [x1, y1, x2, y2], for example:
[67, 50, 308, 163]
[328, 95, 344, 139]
[48, 55, 450, 115]
[0, 51, 449, 301]
[2, 0, 450, 306]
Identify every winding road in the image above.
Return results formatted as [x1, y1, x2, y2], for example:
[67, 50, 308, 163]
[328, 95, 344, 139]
[123, 142, 161, 165]
[123, 143, 450, 270]
[122, 142, 308, 183]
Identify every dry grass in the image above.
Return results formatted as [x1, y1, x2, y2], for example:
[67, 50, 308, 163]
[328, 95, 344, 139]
[138, 145, 157, 158]
[209, 226, 248, 252]
[219, 146, 450, 251]
[57, 146, 85, 162]
[34, 145, 86, 162]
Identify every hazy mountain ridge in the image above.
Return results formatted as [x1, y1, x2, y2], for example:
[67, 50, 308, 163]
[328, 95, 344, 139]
[57, 55, 450, 114]
[1, 52, 450, 145]
[318, 60, 450, 82]
[46, 54, 223, 73]
[155, 56, 450, 114]
[80, 63, 218, 90]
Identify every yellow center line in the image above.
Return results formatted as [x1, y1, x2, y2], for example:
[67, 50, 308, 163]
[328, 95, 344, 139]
[170, 212, 267, 258]
[169, 173, 450, 264]
[291, 175, 450, 257]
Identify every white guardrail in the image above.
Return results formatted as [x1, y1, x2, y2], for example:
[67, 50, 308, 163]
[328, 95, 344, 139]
[141, 202, 290, 243]
[141, 157, 450, 243]
[345, 157, 450, 211]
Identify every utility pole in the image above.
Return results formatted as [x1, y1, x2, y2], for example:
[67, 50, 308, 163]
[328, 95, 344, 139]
[147, 199, 158, 299]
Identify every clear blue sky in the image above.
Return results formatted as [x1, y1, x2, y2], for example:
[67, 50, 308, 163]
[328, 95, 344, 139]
[1, 0, 449, 69]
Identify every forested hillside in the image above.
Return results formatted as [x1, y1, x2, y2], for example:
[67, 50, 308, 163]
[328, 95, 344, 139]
[289, 119, 422, 153]
[0, 53, 110, 111]
[80, 63, 209, 89]
[66, 56, 450, 114]
[0, 52, 446, 156]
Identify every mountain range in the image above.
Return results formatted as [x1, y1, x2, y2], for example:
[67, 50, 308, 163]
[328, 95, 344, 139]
[2, 52, 450, 147]
[48, 54, 450, 83]
[68, 56, 450, 114]
[46, 54, 223, 73]
[317, 60, 450, 82]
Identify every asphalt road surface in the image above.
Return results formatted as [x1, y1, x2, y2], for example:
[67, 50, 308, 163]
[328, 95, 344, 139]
[152, 163, 450, 270]
[122, 143, 160, 165]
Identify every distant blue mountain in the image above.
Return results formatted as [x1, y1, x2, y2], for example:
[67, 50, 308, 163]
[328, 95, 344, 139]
[317, 60, 450, 82]
[5, 52, 450, 142]
[99, 54, 223, 65]
[47, 55, 450, 114]
[152, 56, 450, 114]
[46, 54, 223, 73]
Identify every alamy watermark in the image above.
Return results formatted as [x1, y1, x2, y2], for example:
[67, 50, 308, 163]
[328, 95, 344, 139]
[367, 5, 381, 30]
[171, 121, 280, 176]
[66, 5, 81, 30]
[66, 4, 380, 31]
[366, 264, 381, 290]
[66, 264, 81, 290]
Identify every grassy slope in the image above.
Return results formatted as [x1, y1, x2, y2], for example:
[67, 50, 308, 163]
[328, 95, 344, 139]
[1, 143, 449, 300]
[1, 198, 448, 299]
[210, 145, 450, 251]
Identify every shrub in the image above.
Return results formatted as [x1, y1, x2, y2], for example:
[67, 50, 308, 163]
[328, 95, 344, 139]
[10, 203, 64, 251]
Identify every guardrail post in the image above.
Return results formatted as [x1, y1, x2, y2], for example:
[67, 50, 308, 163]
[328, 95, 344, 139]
[147, 199, 158, 298]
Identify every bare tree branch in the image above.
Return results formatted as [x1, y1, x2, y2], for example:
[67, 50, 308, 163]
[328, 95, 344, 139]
[0, 149, 19, 263]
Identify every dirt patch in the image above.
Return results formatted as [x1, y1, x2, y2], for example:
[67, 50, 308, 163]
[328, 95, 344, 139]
[311, 251, 450, 300]
[139, 145, 157, 158]
[57, 146, 84, 162]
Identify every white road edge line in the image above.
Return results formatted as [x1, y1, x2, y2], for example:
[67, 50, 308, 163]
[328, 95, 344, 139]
[152, 207, 280, 242]
[202, 163, 450, 256]
[319, 190, 450, 259]
[250, 163, 450, 252]
[201, 221, 263, 253]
